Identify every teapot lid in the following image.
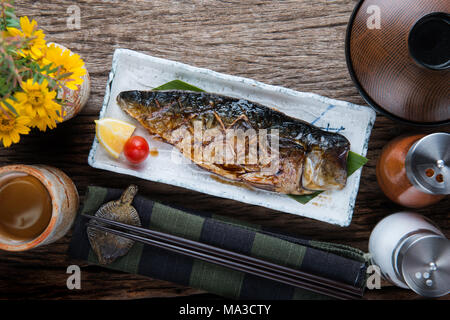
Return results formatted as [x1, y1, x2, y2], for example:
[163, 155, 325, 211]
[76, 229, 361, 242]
[346, 0, 450, 125]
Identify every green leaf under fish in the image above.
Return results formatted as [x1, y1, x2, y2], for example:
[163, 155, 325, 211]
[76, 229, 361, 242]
[153, 80, 369, 205]
[153, 80, 205, 92]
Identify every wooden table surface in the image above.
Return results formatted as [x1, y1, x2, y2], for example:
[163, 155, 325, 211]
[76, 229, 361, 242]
[0, 0, 448, 300]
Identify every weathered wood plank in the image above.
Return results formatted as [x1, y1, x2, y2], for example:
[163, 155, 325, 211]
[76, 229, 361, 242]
[0, 0, 448, 300]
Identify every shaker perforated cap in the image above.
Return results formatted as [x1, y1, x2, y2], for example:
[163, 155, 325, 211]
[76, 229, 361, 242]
[398, 234, 450, 298]
[405, 133, 450, 195]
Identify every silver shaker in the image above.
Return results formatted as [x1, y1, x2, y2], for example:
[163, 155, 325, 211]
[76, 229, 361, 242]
[369, 212, 449, 297]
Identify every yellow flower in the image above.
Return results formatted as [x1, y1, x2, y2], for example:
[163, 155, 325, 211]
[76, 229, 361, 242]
[43, 44, 86, 90]
[0, 108, 31, 148]
[29, 111, 61, 132]
[14, 79, 63, 131]
[6, 16, 46, 59]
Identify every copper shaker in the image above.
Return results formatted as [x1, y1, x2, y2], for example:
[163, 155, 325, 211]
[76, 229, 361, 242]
[376, 132, 450, 208]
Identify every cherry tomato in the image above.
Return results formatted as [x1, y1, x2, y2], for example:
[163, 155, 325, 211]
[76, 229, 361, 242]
[124, 136, 149, 164]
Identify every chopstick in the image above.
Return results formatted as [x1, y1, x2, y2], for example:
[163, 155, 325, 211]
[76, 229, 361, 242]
[83, 214, 364, 300]
[83, 214, 361, 295]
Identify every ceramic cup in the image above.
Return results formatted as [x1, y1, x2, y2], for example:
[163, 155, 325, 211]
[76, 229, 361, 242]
[0, 165, 79, 251]
[50, 43, 91, 121]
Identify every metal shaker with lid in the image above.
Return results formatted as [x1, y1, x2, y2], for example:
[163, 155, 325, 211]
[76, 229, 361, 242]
[369, 212, 449, 297]
[376, 132, 450, 208]
[406, 133, 450, 196]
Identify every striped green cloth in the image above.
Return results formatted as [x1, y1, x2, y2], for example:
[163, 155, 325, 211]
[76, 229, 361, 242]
[69, 186, 368, 299]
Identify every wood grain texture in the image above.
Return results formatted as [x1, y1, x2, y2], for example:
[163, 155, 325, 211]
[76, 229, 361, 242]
[0, 0, 449, 300]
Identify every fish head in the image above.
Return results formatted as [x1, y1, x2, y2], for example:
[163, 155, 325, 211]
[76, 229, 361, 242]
[117, 91, 161, 119]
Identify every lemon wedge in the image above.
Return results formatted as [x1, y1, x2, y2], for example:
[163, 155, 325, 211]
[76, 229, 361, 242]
[95, 118, 136, 158]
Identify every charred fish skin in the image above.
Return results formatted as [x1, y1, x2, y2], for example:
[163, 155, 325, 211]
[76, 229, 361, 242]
[117, 90, 350, 194]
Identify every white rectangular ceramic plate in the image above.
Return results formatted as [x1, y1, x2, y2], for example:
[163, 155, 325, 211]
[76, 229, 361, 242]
[88, 49, 376, 227]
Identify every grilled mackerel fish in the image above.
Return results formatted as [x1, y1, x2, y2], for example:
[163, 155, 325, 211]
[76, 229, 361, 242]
[117, 90, 350, 195]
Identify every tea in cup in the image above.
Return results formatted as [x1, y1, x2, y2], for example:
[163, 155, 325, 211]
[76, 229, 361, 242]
[0, 165, 79, 251]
